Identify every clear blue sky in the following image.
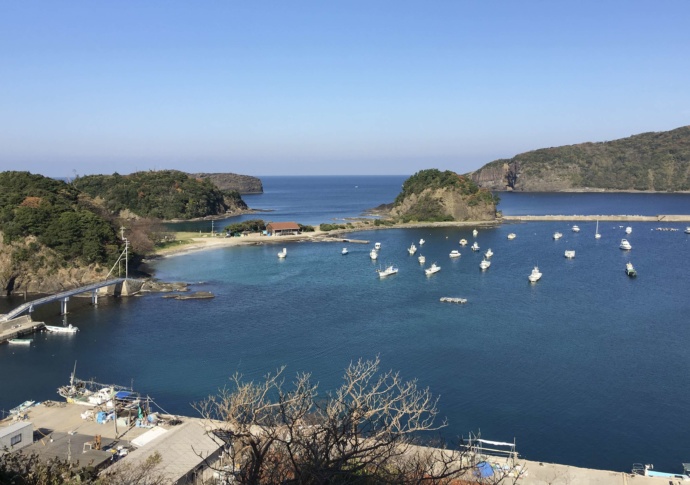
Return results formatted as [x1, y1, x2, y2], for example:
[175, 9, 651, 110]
[1, 1, 688, 177]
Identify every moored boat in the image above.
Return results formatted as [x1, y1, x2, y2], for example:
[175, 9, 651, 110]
[418, 254, 426, 264]
[425, 263, 441, 276]
[625, 226, 632, 234]
[553, 232, 563, 240]
[9, 400, 35, 415]
[449, 250, 461, 258]
[625, 262, 637, 277]
[471, 242, 480, 251]
[278, 248, 287, 258]
[572, 225, 580, 233]
[374, 242, 381, 250]
[564, 250, 575, 259]
[595, 220, 601, 239]
[472, 229, 478, 237]
[376, 264, 399, 278]
[341, 247, 348, 255]
[685, 227, 690, 234]
[408, 243, 417, 255]
[8, 338, 32, 345]
[419, 238, 425, 245]
[528, 266, 542, 282]
[370, 249, 378, 260]
[620, 239, 632, 250]
[479, 259, 491, 270]
[507, 233, 516, 240]
[459, 239, 468, 246]
[45, 324, 78, 333]
[484, 248, 493, 258]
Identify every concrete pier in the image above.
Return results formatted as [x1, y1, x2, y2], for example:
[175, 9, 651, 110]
[0, 315, 45, 344]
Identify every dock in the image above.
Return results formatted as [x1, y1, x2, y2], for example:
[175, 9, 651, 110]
[0, 315, 45, 344]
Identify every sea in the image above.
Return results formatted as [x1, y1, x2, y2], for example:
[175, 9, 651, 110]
[2, 175, 690, 474]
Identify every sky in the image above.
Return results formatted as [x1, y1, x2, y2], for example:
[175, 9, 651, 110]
[1, 1, 689, 178]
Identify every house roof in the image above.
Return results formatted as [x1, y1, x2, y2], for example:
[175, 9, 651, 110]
[266, 222, 300, 230]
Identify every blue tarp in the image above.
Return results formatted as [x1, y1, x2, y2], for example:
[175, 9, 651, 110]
[115, 391, 133, 399]
[476, 461, 494, 478]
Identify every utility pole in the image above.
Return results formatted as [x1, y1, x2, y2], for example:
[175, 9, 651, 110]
[124, 238, 129, 280]
[211, 220, 214, 236]
[120, 225, 125, 240]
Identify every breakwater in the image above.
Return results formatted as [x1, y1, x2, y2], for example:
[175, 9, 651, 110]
[502, 214, 690, 222]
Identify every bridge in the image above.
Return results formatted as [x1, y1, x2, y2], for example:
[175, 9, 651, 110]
[0, 278, 127, 323]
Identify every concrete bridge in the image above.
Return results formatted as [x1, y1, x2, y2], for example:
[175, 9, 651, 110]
[0, 278, 128, 323]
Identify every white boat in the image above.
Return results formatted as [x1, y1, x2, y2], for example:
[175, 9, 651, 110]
[408, 243, 417, 255]
[439, 297, 467, 304]
[9, 400, 35, 415]
[278, 248, 287, 258]
[459, 239, 468, 246]
[553, 232, 563, 240]
[528, 266, 542, 282]
[595, 220, 601, 239]
[376, 264, 399, 278]
[472, 229, 478, 237]
[419, 238, 425, 246]
[8, 338, 32, 345]
[479, 259, 491, 270]
[370, 249, 378, 260]
[572, 225, 580, 233]
[425, 263, 441, 276]
[471, 242, 480, 251]
[625, 262, 637, 277]
[45, 324, 79, 333]
[449, 250, 461, 258]
[620, 239, 632, 250]
[484, 248, 493, 258]
[341, 248, 348, 255]
[625, 226, 632, 234]
[374, 242, 381, 250]
[685, 227, 690, 234]
[507, 233, 516, 240]
[418, 255, 426, 264]
[564, 250, 575, 259]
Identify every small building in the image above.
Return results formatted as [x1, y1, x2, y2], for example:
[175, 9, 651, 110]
[266, 221, 300, 236]
[0, 421, 33, 453]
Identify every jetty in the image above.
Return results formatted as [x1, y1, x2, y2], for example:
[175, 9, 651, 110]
[502, 214, 690, 222]
[0, 315, 45, 344]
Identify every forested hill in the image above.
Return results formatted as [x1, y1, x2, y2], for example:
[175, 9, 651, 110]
[72, 170, 247, 220]
[469, 126, 690, 192]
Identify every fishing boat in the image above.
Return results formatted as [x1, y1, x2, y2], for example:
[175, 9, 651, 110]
[418, 255, 426, 264]
[408, 243, 417, 255]
[459, 239, 468, 246]
[625, 226, 632, 234]
[341, 248, 348, 255]
[9, 400, 35, 415]
[564, 250, 575, 259]
[507, 233, 516, 240]
[595, 220, 601, 239]
[376, 264, 399, 278]
[553, 232, 563, 240]
[440, 297, 467, 304]
[471, 242, 480, 251]
[472, 229, 478, 237]
[278, 248, 287, 258]
[620, 239, 632, 250]
[419, 238, 425, 246]
[528, 266, 542, 283]
[45, 324, 79, 333]
[449, 250, 461, 258]
[8, 338, 32, 345]
[425, 263, 441, 276]
[374, 242, 381, 250]
[57, 363, 137, 408]
[625, 262, 637, 277]
[479, 259, 491, 270]
[484, 248, 493, 258]
[572, 225, 580, 233]
[370, 249, 378, 260]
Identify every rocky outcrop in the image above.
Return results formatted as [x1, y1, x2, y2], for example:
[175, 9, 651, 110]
[389, 187, 496, 221]
[192, 172, 263, 194]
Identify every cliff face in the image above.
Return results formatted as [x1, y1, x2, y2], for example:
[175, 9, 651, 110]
[390, 187, 496, 221]
[192, 173, 263, 194]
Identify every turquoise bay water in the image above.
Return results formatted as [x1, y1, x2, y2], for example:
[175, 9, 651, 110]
[2, 177, 690, 473]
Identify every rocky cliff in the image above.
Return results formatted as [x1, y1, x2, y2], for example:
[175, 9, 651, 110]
[192, 172, 263, 194]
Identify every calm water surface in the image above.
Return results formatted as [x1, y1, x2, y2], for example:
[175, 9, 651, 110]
[2, 177, 690, 473]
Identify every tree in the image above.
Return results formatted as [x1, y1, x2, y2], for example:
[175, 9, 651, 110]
[194, 357, 522, 484]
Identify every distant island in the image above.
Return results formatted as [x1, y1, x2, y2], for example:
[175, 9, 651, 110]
[469, 125, 690, 192]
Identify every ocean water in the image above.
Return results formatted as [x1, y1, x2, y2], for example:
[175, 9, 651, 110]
[2, 177, 690, 474]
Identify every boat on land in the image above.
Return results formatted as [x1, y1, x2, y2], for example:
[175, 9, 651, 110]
[419, 238, 425, 245]
[408, 243, 417, 255]
[620, 239, 632, 250]
[564, 250, 575, 259]
[625, 262, 637, 277]
[507, 233, 516, 240]
[370, 249, 378, 260]
[278, 248, 287, 258]
[45, 324, 78, 333]
[449, 250, 461, 258]
[625, 226, 632, 234]
[374, 242, 381, 250]
[9, 400, 35, 415]
[459, 239, 468, 246]
[484, 248, 493, 258]
[479, 259, 491, 270]
[376, 264, 399, 278]
[471, 242, 480, 251]
[472, 229, 478, 237]
[528, 266, 542, 283]
[440, 297, 467, 304]
[418, 255, 426, 264]
[572, 225, 580, 233]
[341, 248, 348, 255]
[425, 263, 441, 276]
[8, 338, 32, 345]
[553, 232, 563, 240]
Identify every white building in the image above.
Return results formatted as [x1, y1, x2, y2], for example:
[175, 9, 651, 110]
[0, 421, 33, 453]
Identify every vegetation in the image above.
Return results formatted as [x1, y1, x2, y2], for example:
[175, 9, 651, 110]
[223, 219, 266, 234]
[72, 170, 245, 220]
[318, 223, 347, 231]
[0, 172, 121, 265]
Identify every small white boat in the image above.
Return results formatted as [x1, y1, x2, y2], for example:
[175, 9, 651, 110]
[418, 255, 426, 264]
[625, 226, 632, 234]
[8, 338, 32, 345]
[341, 248, 348, 255]
[374, 242, 381, 250]
[45, 324, 79, 333]
[625, 262, 637, 277]
[528, 266, 542, 282]
[370, 249, 378, 260]
[685, 227, 690, 234]
[564, 250, 575, 259]
[278, 248, 287, 258]
[553, 232, 563, 240]
[419, 238, 425, 246]
[472, 229, 478, 237]
[439, 297, 467, 304]
[484, 248, 493, 258]
[471, 242, 480, 251]
[376, 264, 399, 278]
[595, 220, 601, 239]
[572, 225, 580, 233]
[479, 259, 491, 270]
[425, 263, 441, 276]
[449, 250, 461, 258]
[620, 239, 632, 250]
[507, 233, 516, 240]
[408, 243, 417, 255]
[9, 400, 35, 415]
[459, 239, 468, 246]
